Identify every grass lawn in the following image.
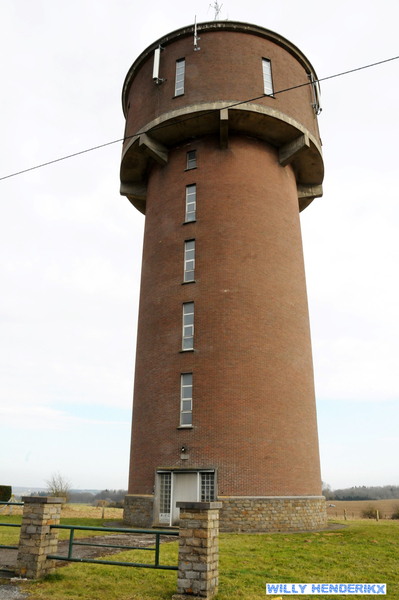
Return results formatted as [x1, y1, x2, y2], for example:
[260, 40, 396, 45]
[218, 521, 397, 599]
[1, 520, 398, 599]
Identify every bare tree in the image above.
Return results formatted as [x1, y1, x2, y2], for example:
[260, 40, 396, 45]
[321, 481, 335, 500]
[45, 472, 72, 503]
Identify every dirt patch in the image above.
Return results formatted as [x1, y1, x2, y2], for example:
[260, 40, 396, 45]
[59, 504, 124, 520]
[0, 584, 30, 600]
[326, 499, 399, 520]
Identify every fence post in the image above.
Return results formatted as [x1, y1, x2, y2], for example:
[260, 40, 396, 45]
[173, 501, 222, 600]
[15, 496, 65, 579]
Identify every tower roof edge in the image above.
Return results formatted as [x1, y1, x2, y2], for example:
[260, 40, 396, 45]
[121, 21, 320, 116]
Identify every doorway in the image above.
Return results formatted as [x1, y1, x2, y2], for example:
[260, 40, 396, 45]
[155, 470, 215, 526]
[171, 472, 197, 525]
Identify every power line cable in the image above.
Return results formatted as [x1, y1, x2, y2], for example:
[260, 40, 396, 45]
[1, 54, 398, 183]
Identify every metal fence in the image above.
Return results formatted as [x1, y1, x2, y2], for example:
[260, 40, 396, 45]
[0, 503, 178, 571]
[0, 501, 24, 551]
[0, 501, 24, 573]
[48, 524, 178, 570]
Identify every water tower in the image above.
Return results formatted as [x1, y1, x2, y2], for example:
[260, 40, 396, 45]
[120, 21, 326, 532]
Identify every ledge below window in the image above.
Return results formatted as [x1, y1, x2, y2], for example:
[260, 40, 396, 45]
[180, 349, 194, 353]
[181, 280, 196, 285]
[177, 425, 193, 430]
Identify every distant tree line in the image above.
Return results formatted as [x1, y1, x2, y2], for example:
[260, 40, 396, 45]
[322, 483, 399, 501]
[70, 489, 127, 506]
[28, 488, 127, 506]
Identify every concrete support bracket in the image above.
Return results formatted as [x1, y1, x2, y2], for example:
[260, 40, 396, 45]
[139, 133, 168, 165]
[297, 183, 323, 200]
[120, 181, 148, 200]
[15, 496, 65, 579]
[297, 183, 323, 211]
[120, 182, 148, 213]
[173, 501, 222, 599]
[279, 134, 310, 167]
[220, 109, 228, 149]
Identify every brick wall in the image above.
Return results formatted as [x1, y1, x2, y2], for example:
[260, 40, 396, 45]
[123, 24, 321, 152]
[123, 23, 324, 525]
[127, 135, 322, 499]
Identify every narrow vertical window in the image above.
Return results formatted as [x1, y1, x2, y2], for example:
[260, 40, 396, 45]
[182, 302, 194, 350]
[262, 58, 273, 95]
[184, 240, 195, 282]
[180, 373, 193, 425]
[175, 58, 185, 96]
[201, 473, 215, 501]
[185, 184, 196, 222]
[187, 150, 196, 169]
[159, 473, 171, 523]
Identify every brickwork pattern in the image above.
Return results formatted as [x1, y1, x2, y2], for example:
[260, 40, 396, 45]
[219, 496, 327, 532]
[123, 26, 321, 153]
[15, 497, 64, 579]
[123, 22, 324, 531]
[174, 502, 221, 599]
[128, 135, 322, 499]
[123, 494, 153, 528]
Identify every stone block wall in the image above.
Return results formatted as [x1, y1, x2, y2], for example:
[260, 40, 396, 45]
[219, 496, 327, 532]
[174, 501, 221, 599]
[123, 494, 153, 528]
[123, 494, 327, 532]
[15, 496, 64, 579]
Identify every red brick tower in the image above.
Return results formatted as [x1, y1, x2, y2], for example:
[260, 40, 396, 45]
[121, 21, 326, 532]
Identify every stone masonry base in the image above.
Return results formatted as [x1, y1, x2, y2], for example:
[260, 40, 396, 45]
[124, 494, 326, 532]
[219, 496, 327, 532]
[16, 496, 65, 579]
[123, 495, 153, 528]
[174, 502, 221, 599]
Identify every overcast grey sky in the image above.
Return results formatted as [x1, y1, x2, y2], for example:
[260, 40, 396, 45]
[1, 0, 398, 491]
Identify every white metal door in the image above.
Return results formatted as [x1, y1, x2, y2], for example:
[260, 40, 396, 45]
[171, 472, 198, 525]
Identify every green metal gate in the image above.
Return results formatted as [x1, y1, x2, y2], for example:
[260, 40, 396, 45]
[48, 524, 178, 570]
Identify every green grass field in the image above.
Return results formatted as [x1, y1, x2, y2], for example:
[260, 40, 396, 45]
[1, 519, 398, 599]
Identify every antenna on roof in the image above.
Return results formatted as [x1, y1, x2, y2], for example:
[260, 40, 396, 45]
[194, 16, 200, 51]
[210, 1, 223, 20]
[152, 45, 165, 85]
[309, 73, 322, 115]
